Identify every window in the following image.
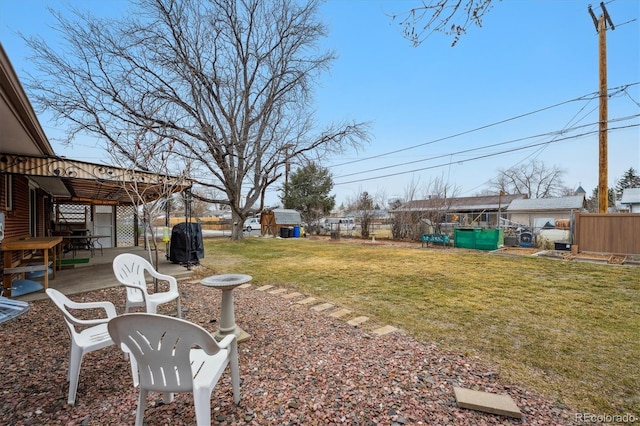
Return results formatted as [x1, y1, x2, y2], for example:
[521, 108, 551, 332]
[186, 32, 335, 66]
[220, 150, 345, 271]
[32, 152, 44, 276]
[4, 174, 13, 211]
[30, 187, 37, 237]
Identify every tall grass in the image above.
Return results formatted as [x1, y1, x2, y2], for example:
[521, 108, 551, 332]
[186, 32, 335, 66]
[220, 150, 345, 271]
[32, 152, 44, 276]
[201, 238, 640, 416]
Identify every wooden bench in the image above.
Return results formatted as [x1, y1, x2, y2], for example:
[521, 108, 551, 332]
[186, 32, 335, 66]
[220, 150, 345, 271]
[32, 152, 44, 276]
[421, 234, 450, 248]
[4, 264, 50, 274]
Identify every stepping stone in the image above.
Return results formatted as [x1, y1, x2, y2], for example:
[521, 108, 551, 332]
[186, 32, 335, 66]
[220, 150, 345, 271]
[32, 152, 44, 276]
[347, 316, 369, 326]
[238, 283, 252, 289]
[453, 387, 522, 419]
[283, 292, 303, 299]
[311, 303, 334, 312]
[372, 325, 398, 336]
[268, 288, 288, 295]
[328, 308, 352, 318]
[256, 285, 274, 292]
[296, 297, 317, 305]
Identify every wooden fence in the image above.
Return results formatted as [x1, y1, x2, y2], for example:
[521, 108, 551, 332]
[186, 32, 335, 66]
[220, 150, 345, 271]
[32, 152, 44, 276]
[574, 213, 640, 255]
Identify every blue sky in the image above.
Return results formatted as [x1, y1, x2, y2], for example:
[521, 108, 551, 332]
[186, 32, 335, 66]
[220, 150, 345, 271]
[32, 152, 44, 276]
[1, 0, 639, 206]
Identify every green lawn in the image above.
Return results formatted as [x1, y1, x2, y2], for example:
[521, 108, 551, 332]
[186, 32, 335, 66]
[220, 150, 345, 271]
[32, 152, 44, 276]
[201, 237, 640, 416]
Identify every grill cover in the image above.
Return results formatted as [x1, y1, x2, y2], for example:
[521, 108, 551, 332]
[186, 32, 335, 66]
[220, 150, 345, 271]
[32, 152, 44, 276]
[169, 222, 204, 264]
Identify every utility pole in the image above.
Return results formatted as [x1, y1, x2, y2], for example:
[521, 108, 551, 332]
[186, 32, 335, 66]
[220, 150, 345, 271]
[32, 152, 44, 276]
[588, 2, 615, 213]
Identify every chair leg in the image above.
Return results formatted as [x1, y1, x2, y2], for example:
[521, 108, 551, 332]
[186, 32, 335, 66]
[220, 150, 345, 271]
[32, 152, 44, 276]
[67, 346, 84, 405]
[176, 297, 182, 318]
[127, 350, 139, 388]
[148, 303, 158, 314]
[230, 343, 240, 404]
[135, 388, 149, 426]
[193, 388, 212, 426]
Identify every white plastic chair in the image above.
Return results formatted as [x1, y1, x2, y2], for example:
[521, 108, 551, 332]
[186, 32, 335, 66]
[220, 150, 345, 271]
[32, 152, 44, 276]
[112, 253, 181, 318]
[108, 313, 240, 426]
[45, 288, 116, 405]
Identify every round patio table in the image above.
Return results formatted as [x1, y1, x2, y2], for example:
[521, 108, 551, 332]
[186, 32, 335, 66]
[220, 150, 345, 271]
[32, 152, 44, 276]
[200, 274, 251, 343]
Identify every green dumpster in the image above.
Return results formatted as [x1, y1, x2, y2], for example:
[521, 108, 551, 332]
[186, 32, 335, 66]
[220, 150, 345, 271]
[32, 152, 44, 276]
[454, 228, 504, 250]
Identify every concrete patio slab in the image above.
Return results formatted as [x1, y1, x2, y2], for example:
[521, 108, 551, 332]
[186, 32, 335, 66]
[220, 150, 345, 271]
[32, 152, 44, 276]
[14, 246, 194, 302]
[296, 297, 317, 305]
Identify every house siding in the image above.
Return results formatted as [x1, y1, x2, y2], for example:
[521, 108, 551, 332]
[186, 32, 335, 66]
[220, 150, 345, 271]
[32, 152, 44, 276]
[510, 210, 576, 229]
[3, 174, 30, 239]
[1, 174, 34, 271]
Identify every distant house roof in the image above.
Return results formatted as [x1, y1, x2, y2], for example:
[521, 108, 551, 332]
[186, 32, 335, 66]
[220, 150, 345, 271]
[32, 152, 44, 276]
[620, 188, 640, 205]
[396, 193, 527, 212]
[506, 195, 586, 212]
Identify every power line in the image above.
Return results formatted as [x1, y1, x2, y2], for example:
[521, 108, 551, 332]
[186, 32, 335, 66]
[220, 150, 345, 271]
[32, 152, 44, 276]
[334, 114, 638, 180]
[333, 123, 639, 186]
[328, 83, 638, 169]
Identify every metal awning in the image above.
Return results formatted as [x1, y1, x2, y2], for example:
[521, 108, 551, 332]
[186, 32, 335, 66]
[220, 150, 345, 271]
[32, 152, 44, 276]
[0, 154, 191, 205]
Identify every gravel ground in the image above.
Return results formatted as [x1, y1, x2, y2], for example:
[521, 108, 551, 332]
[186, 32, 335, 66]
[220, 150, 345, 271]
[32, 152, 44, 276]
[1, 280, 582, 425]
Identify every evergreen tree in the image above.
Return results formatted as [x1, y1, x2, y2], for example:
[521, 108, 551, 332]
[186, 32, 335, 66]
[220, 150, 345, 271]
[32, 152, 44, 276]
[615, 168, 640, 198]
[586, 187, 616, 212]
[281, 163, 335, 233]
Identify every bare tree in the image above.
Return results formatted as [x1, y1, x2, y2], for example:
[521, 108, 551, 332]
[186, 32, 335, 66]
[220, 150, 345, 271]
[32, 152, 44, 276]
[489, 160, 569, 199]
[389, 0, 496, 47]
[490, 160, 573, 198]
[419, 175, 459, 235]
[391, 175, 459, 240]
[173, 189, 214, 219]
[23, 0, 368, 240]
[109, 127, 191, 271]
[391, 177, 421, 240]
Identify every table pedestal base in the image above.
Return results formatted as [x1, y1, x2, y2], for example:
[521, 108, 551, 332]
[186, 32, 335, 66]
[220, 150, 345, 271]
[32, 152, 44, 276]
[215, 326, 250, 343]
[201, 274, 252, 344]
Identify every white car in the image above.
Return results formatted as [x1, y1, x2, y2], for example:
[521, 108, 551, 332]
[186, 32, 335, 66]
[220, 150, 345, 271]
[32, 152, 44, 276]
[243, 217, 260, 232]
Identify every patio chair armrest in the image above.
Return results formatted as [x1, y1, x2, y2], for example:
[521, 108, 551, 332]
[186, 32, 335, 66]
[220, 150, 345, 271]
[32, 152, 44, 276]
[215, 334, 236, 350]
[147, 270, 179, 292]
[73, 317, 113, 326]
[65, 299, 118, 318]
[121, 283, 149, 299]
